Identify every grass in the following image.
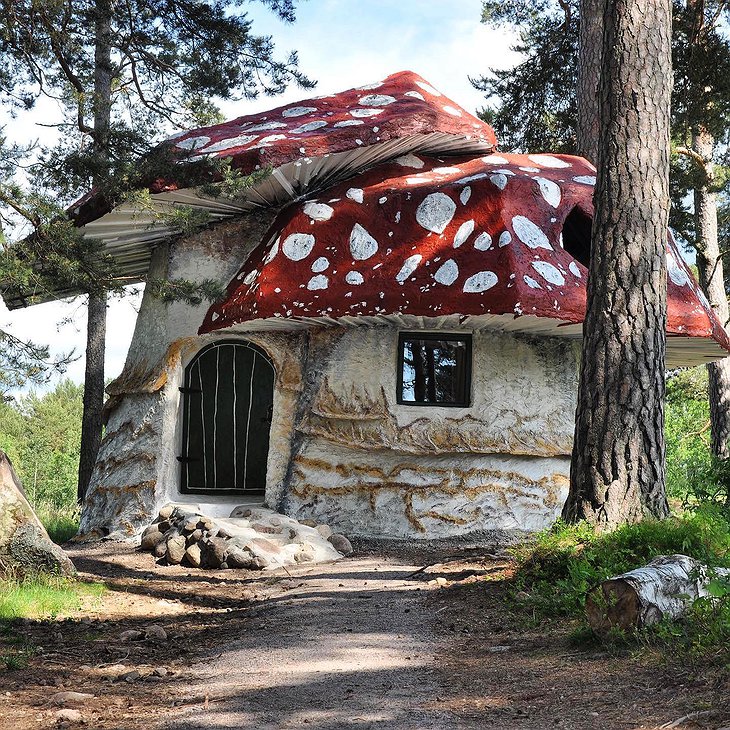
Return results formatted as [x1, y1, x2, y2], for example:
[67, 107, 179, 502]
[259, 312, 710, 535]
[507, 504, 730, 668]
[33, 500, 80, 544]
[0, 573, 106, 621]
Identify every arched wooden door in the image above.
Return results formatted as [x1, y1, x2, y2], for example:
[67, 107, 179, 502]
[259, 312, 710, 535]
[179, 341, 274, 495]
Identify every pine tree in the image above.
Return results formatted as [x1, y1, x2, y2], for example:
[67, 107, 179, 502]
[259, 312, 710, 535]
[477, 0, 730, 467]
[564, 0, 673, 526]
[0, 0, 313, 501]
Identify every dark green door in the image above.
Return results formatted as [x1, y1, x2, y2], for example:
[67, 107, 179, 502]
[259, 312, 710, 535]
[180, 341, 274, 494]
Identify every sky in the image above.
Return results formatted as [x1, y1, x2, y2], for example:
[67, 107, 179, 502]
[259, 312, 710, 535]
[0, 0, 520, 392]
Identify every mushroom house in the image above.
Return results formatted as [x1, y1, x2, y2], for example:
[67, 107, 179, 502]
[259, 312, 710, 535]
[6, 71, 729, 540]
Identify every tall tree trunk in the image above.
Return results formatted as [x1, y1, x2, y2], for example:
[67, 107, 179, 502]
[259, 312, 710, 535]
[77, 0, 113, 502]
[564, 0, 672, 527]
[77, 291, 106, 502]
[692, 128, 730, 459]
[576, 0, 604, 161]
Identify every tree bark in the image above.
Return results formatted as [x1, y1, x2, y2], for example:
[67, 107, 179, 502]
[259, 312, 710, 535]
[692, 130, 730, 459]
[564, 0, 672, 527]
[576, 0, 604, 161]
[77, 291, 106, 502]
[77, 0, 113, 502]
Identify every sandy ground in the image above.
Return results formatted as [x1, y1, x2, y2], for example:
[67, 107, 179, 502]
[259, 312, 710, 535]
[1, 541, 728, 730]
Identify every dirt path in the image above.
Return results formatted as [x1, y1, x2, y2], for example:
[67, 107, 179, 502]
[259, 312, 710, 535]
[2, 542, 728, 730]
[164, 555, 451, 729]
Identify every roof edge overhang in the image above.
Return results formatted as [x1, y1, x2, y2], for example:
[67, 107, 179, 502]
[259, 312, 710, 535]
[203, 311, 729, 369]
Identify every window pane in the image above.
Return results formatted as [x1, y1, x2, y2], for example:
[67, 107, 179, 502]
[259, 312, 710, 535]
[399, 336, 470, 405]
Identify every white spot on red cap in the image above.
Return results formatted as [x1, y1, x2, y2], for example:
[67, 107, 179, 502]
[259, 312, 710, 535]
[463, 271, 498, 293]
[534, 177, 562, 208]
[528, 154, 571, 168]
[568, 261, 582, 278]
[474, 232, 492, 251]
[404, 90, 425, 101]
[667, 250, 690, 287]
[416, 80, 442, 96]
[523, 275, 542, 289]
[416, 192, 456, 234]
[334, 119, 365, 127]
[307, 274, 329, 290]
[349, 224, 379, 260]
[211, 312, 220, 321]
[512, 216, 552, 250]
[263, 237, 280, 264]
[359, 94, 396, 106]
[573, 175, 597, 185]
[349, 108, 383, 118]
[434, 259, 459, 285]
[482, 155, 509, 165]
[532, 260, 565, 285]
[499, 231, 512, 247]
[396, 254, 422, 282]
[282, 106, 317, 118]
[246, 121, 287, 132]
[203, 134, 258, 153]
[460, 186, 472, 205]
[176, 135, 210, 150]
[303, 202, 334, 221]
[346, 271, 364, 285]
[282, 233, 315, 261]
[346, 188, 364, 203]
[490, 173, 508, 190]
[453, 220, 475, 248]
[291, 120, 328, 134]
[311, 257, 329, 273]
[443, 105, 462, 116]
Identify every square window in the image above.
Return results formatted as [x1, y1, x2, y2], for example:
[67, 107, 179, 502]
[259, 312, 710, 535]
[397, 333, 472, 407]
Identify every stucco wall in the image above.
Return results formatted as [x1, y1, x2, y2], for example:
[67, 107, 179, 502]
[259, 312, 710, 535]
[283, 327, 578, 538]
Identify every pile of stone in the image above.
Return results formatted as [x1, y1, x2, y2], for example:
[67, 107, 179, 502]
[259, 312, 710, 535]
[140, 504, 351, 570]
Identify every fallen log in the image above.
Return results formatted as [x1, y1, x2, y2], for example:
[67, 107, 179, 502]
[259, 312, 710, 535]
[586, 554, 730, 632]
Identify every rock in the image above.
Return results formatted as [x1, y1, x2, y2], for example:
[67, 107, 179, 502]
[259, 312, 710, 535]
[140, 528, 164, 551]
[200, 537, 227, 569]
[165, 534, 186, 565]
[294, 544, 316, 564]
[119, 629, 143, 642]
[487, 645, 512, 653]
[49, 691, 94, 706]
[145, 624, 167, 642]
[229, 506, 252, 518]
[219, 562, 229, 569]
[118, 669, 140, 683]
[251, 523, 279, 534]
[327, 534, 353, 556]
[4, 522, 76, 577]
[153, 540, 167, 559]
[217, 527, 232, 540]
[315, 524, 333, 539]
[152, 666, 168, 678]
[157, 505, 174, 521]
[188, 529, 203, 543]
[55, 708, 84, 724]
[184, 543, 202, 568]
[226, 546, 254, 569]
[182, 519, 198, 533]
[299, 519, 317, 528]
[156, 520, 171, 534]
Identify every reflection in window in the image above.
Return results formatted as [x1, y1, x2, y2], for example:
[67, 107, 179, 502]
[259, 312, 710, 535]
[397, 333, 471, 407]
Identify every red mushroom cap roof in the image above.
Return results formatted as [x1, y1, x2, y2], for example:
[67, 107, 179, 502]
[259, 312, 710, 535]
[199, 152, 730, 359]
[162, 70, 496, 185]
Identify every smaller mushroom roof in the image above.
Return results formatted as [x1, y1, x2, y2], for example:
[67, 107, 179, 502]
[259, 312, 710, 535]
[32, 71, 497, 310]
[200, 152, 730, 367]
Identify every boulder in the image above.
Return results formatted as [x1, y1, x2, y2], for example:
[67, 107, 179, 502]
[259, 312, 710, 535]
[0, 450, 75, 577]
[328, 534, 353, 556]
[140, 527, 164, 551]
[184, 543, 202, 568]
[165, 535, 186, 565]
